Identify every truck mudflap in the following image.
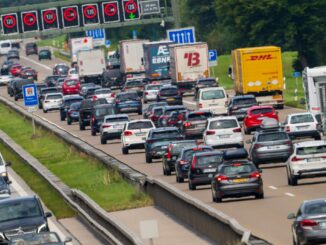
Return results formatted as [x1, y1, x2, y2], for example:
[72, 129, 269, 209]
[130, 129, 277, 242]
[256, 95, 284, 109]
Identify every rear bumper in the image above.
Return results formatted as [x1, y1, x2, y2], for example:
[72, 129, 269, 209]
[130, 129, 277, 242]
[205, 136, 244, 148]
[126, 143, 145, 150]
[189, 175, 214, 186]
[253, 151, 291, 163]
[289, 130, 320, 139]
[218, 183, 262, 197]
[102, 131, 122, 139]
[176, 164, 190, 178]
[292, 167, 326, 178]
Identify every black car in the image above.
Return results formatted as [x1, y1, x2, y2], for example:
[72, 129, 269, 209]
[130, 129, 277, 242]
[6, 50, 19, 60]
[38, 49, 52, 60]
[0, 176, 11, 199]
[157, 85, 182, 105]
[12, 79, 34, 101]
[175, 146, 214, 183]
[228, 95, 258, 121]
[45, 75, 61, 87]
[1, 60, 14, 74]
[79, 83, 96, 97]
[288, 198, 326, 245]
[59, 95, 83, 121]
[67, 102, 82, 125]
[53, 64, 69, 76]
[143, 102, 168, 119]
[90, 104, 116, 136]
[79, 98, 107, 130]
[25, 42, 38, 56]
[7, 78, 19, 97]
[195, 78, 217, 96]
[211, 160, 264, 202]
[179, 111, 213, 139]
[162, 140, 197, 176]
[145, 127, 184, 163]
[188, 151, 223, 190]
[0, 196, 52, 242]
[35, 83, 47, 94]
[39, 87, 61, 109]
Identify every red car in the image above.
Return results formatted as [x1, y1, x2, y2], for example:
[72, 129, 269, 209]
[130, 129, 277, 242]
[9, 64, 22, 76]
[62, 79, 81, 95]
[20, 68, 38, 80]
[243, 105, 279, 134]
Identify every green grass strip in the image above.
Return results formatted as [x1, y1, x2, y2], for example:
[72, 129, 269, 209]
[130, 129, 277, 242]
[0, 104, 152, 211]
[0, 142, 75, 219]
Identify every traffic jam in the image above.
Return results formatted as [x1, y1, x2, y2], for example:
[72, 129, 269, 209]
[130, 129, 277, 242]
[1, 34, 326, 244]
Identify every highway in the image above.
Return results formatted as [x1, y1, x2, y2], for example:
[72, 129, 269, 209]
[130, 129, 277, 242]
[2, 46, 326, 245]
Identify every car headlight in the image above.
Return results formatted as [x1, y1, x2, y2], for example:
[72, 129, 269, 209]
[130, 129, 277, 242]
[37, 223, 48, 233]
[0, 172, 7, 177]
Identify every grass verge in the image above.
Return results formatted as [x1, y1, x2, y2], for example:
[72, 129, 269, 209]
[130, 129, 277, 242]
[37, 35, 67, 49]
[0, 142, 75, 218]
[53, 50, 70, 62]
[0, 103, 152, 212]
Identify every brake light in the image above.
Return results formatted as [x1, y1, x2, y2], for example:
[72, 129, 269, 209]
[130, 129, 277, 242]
[124, 131, 133, 136]
[145, 92, 149, 95]
[147, 139, 154, 144]
[91, 116, 95, 124]
[150, 115, 158, 121]
[233, 128, 241, 133]
[291, 156, 304, 162]
[102, 125, 111, 129]
[250, 172, 261, 179]
[127, 74, 133, 78]
[216, 175, 228, 182]
[206, 130, 215, 135]
[253, 143, 263, 149]
[300, 219, 318, 229]
[184, 122, 192, 127]
[92, 95, 98, 100]
[111, 93, 115, 97]
[191, 157, 197, 171]
[115, 99, 120, 103]
[198, 103, 203, 109]
[166, 144, 172, 160]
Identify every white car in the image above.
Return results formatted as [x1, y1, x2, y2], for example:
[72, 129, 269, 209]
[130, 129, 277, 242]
[121, 119, 155, 154]
[284, 112, 322, 140]
[67, 68, 79, 80]
[0, 152, 10, 182]
[94, 88, 115, 103]
[100, 114, 129, 144]
[143, 83, 161, 103]
[0, 75, 13, 85]
[197, 87, 228, 115]
[287, 141, 326, 185]
[204, 116, 243, 148]
[42, 93, 63, 113]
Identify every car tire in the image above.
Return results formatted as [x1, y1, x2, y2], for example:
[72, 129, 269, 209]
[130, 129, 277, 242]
[60, 115, 65, 121]
[79, 123, 85, 131]
[43, 109, 47, 113]
[101, 137, 107, 145]
[122, 147, 129, 155]
[188, 181, 196, 190]
[255, 191, 264, 199]
[14, 96, 18, 101]
[91, 129, 96, 136]
[146, 154, 152, 163]
[38, 104, 42, 109]
[244, 126, 250, 135]
[212, 189, 222, 203]
[165, 168, 171, 176]
[288, 173, 298, 186]
[144, 99, 147, 104]
[176, 174, 184, 183]
[67, 118, 72, 125]
[138, 109, 142, 115]
[314, 134, 322, 140]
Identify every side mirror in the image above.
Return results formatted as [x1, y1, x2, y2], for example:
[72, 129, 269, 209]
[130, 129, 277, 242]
[45, 212, 52, 218]
[246, 139, 252, 144]
[5, 162, 11, 167]
[287, 213, 296, 219]
[7, 181, 12, 185]
[64, 237, 72, 244]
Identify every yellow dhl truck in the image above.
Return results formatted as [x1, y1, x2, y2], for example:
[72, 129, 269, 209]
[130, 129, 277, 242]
[231, 46, 284, 109]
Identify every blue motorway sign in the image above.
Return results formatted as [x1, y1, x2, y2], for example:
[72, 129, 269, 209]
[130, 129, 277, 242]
[86, 28, 105, 47]
[293, 71, 301, 77]
[23, 84, 38, 107]
[167, 27, 196, 44]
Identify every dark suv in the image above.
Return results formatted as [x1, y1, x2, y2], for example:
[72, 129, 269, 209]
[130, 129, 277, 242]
[25, 43, 38, 56]
[0, 196, 52, 242]
[79, 98, 107, 130]
[228, 95, 258, 121]
[157, 86, 182, 105]
[12, 79, 34, 101]
[59, 95, 83, 121]
[90, 104, 115, 136]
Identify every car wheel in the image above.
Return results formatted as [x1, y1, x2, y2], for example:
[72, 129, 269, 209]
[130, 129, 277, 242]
[38, 104, 42, 109]
[79, 123, 85, 131]
[100, 137, 107, 145]
[146, 154, 152, 163]
[14, 96, 18, 101]
[244, 126, 250, 135]
[188, 181, 196, 190]
[91, 129, 96, 136]
[255, 191, 264, 199]
[122, 147, 129, 155]
[315, 134, 322, 140]
[144, 99, 147, 104]
[212, 189, 222, 203]
[43, 109, 47, 113]
[289, 173, 298, 186]
[165, 167, 171, 176]
[60, 115, 65, 121]
[138, 109, 142, 115]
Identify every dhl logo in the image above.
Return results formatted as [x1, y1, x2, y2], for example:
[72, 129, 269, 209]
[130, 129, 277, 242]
[248, 54, 275, 61]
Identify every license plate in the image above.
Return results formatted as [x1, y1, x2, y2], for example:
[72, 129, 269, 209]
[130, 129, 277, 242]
[113, 125, 123, 129]
[209, 104, 219, 106]
[219, 135, 230, 139]
[167, 98, 175, 101]
[308, 158, 321, 162]
[142, 137, 146, 140]
[135, 133, 145, 136]
[233, 178, 248, 183]
[267, 145, 281, 150]
[297, 126, 309, 130]
[203, 168, 216, 173]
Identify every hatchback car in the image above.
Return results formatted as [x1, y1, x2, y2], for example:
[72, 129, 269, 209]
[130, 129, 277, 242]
[162, 140, 197, 175]
[143, 102, 168, 119]
[288, 199, 326, 245]
[25, 42, 38, 56]
[179, 111, 213, 139]
[90, 104, 116, 136]
[38, 87, 60, 109]
[149, 106, 165, 126]
[122, 79, 144, 97]
[143, 83, 162, 103]
[157, 85, 182, 105]
[158, 105, 187, 128]
[100, 114, 129, 144]
[67, 68, 79, 80]
[145, 127, 184, 163]
[204, 116, 243, 148]
[284, 112, 322, 140]
[243, 105, 279, 134]
[228, 95, 258, 121]
[9, 64, 22, 76]
[94, 88, 115, 103]
[45, 75, 61, 87]
[38, 49, 51, 60]
[287, 141, 326, 186]
[7, 50, 19, 60]
[42, 93, 63, 113]
[175, 146, 214, 183]
[115, 91, 142, 115]
[79, 98, 108, 130]
[211, 160, 264, 202]
[66, 102, 82, 125]
[195, 78, 218, 96]
[20, 68, 37, 81]
[188, 151, 224, 190]
[62, 79, 80, 95]
[53, 63, 69, 76]
[121, 120, 155, 154]
[59, 95, 83, 121]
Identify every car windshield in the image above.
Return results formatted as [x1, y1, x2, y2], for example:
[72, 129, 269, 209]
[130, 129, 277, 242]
[126, 80, 143, 87]
[296, 145, 326, 155]
[0, 199, 42, 222]
[95, 89, 111, 95]
[171, 142, 196, 155]
[196, 154, 223, 166]
[198, 79, 215, 86]
[290, 114, 314, 124]
[95, 107, 115, 117]
[105, 117, 128, 123]
[128, 121, 153, 130]
[251, 108, 273, 115]
[201, 90, 225, 100]
[257, 132, 288, 142]
[66, 80, 78, 86]
[188, 112, 212, 121]
[161, 88, 178, 95]
[209, 119, 238, 129]
[146, 85, 161, 90]
[118, 93, 138, 101]
[1, 43, 10, 48]
[220, 164, 255, 176]
[70, 102, 81, 110]
[304, 201, 326, 215]
[56, 65, 69, 71]
[233, 98, 257, 105]
[10, 233, 60, 244]
[152, 130, 180, 139]
[47, 94, 62, 100]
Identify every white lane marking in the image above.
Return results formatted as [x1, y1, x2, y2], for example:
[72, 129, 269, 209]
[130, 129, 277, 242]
[285, 192, 295, 197]
[21, 55, 52, 71]
[268, 186, 278, 190]
[183, 100, 196, 106]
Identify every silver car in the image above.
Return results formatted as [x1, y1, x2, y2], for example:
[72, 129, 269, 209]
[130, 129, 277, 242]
[100, 114, 129, 144]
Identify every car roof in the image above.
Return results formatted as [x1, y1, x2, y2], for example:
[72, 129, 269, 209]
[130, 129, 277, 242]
[104, 114, 128, 119]
[294, 140, 326, 148]
[207, 116, 237, 122]
[128, 119, 152, 123]
[118, 91, 138, 95]
[170, 140, 197, 146]
[221, 159, 252, 165]
[0, 195, 36, 205]
[182, 145, 213, 152]
[160, 85, 177, 89]
[200, 87, 225, 92]
[249, 105, 273, 110]
[46, 92, 62, 96]
[302, 198, 326, 207]
[63, 95, 83, 100]
[165, 105, 185, 110]
[94, 104, 114, 109]
[193, 150, 223, 157]
[288, 112, 314, 117]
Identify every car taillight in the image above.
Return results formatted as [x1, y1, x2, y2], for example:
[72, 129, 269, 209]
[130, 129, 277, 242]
[300, 219, 318, 229]
[198, 103, 203, 109]
[145, 92, 149, 95]
[115, 99, 120, 103]
[184, 122, 192, 127]
[233, 128, 241, 133]
[91, 116, 95, 124]
[206, 130, 215, 135]
[191, 157, 197, 171]
[102, 125, 111, 129]
[216, 175, 228, 182]
[147, 139, 154, 144]
[127, 74, 133, 78]
[111, 93, 115, 97]
[92, 95, 98, 100]
[124, 131, 133, 136]
[291, 156, 304, 162]
[253, 143, 263, 149]
[150, 115, 158, 121]
[166, 145, 172, 160]
[250, 172, 261, 179]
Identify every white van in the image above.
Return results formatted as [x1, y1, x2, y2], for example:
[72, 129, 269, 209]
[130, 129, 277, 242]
[197, 87, 228, 115]
[0, 41, 13, 56]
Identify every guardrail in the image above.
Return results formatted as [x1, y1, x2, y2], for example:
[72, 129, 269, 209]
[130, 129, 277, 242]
[0, 96, 270, 245]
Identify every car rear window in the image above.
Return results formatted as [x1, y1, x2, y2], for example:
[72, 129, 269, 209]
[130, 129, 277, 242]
[153, 107, 164, 116]
[183, 148, 211, 161]
[152, 130, 180, 139]
[126, 80, 143, 87]
[290, 114, 315, 124]
[1, 43, 10, 48]
[251, 108, 273, 115]
[95, 107, 115, 117]
[257, 132, 289, 142]
[146, 85, 161, 90]
[196, 154, 223, 166]
[95, 89, 111, 95]
[165, 108, 185, 115]
[66, 80, 78, 86]
[161, 87, 178, 96]
[47, 94, 62, 100]
[304, 201, 326, 215]
[296, 145, 326, 155]
[209, 119, 238, 129]
[118, 93, 138, 101]
[220, 164, 255, 176]
[128, 121, 153, 130]
[188, 112, 212, 121]
[105, 117, 128, 123]
[64, 98, 82, 106]
[171, 142, 197, 155]
[41, 88, 58, 94]
[233, 98, 257, 105]
[201, 89, 225, 100]
[198, 79, 215, 86]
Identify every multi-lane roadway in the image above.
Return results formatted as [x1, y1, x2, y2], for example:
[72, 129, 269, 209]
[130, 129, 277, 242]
[2, 45, 326, 245]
